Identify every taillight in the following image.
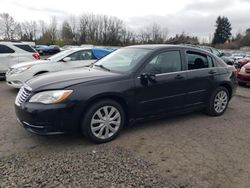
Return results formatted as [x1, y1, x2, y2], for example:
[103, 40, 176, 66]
[32, 53, 40, 60]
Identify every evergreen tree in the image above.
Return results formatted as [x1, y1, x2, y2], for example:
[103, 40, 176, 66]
[212, 16, 232, 45]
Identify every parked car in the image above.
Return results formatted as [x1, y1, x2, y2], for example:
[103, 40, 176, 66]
[6, 47, 113, 88]
[48, 45, 61, 54]
[15, 45, 237, 143]
[35, 45, 50, 55]
[232, 52, 246, 61]
[0, 42, 40, 79]
[200, 46, 235, 65]
[237, 55, 250, 68]
[237, 62, 250, 86]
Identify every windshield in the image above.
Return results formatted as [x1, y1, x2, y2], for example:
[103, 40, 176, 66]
[47, 50, 73, 61]
[94, 48, 151, 72]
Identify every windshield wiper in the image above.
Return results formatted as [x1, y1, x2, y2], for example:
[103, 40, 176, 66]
[94, 64, 110, 71]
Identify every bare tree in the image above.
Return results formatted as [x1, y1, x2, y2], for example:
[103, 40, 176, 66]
[137, 23, 168, 44]
[21, 21, 38, 41]
[0, 13, 20, 40]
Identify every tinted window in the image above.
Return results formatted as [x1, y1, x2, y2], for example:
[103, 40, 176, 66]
[187, 51, 213, 70]
[144, 51, 182, 74]
[14, 45, 36, 53]
[0, 45, 15, 53]
[67, 50, 94, 61]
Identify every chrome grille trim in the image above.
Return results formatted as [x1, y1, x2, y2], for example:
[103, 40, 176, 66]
[15, 85, 32, 106]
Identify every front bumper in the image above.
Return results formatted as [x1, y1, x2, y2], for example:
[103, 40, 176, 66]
[0, 72, 6, 79]
[15, 102, 82, 135]
[6, 73, 24, 88]
[6, 80, 23, 88]
[17, 118, 64, 135]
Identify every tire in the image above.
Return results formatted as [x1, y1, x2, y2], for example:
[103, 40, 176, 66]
[206, 86, 229, 116]
[81, 99, 125, 143]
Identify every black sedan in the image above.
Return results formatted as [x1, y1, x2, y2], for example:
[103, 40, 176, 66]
[15, 45, 237, 143]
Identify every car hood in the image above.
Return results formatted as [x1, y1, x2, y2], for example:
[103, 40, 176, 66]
[26, 68, 121, 91]
[11, 60, 51, 69]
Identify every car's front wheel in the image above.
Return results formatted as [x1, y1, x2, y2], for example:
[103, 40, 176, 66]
[206, 86, 229, 116]
[81, 99, 125, 143]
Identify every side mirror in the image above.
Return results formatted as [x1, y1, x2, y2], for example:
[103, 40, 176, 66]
[62, 57, 71, 62]
[140, 73, 157, 85]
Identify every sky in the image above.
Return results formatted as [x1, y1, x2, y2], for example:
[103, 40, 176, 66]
[0, 0, 250, 41]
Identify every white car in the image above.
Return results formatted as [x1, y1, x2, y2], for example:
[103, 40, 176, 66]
[0, 42, 40, 79]
[6, 47, 113, 88]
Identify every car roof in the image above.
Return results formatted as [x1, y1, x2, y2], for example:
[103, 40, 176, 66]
[126, 44, 213, 53]
[0, 41, 31, 45]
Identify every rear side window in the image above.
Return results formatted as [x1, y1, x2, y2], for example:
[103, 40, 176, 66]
[0, 44, 15, 53]
[14, 45, 36, 53]
[187, 51, 214, 70]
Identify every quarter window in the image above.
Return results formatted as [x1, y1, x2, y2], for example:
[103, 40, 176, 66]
[144, 51, 182, 74]
[187, 51, 214, 70]
[0, 45, 15, 54]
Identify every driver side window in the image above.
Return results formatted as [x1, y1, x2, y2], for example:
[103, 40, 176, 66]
[143, 51, 182, 74]
[67, 50, 94, 61]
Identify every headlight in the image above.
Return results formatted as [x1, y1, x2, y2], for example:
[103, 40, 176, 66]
[29, 90, 73, 104]
[239, 67, 246, 73]
[11, 65, 32, 74]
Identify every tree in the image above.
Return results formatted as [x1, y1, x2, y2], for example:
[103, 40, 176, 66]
[137, 23, 168, 44]
[166, 32, 199, 44]
[212, 16, 232, 45]
[21, 21, 38, 41]
[0, 13, 19, 40]
[61, 21, 74, 44]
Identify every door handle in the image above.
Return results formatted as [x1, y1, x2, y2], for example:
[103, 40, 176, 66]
[208, 70, 216, 74]
[175, 75, 184, 79]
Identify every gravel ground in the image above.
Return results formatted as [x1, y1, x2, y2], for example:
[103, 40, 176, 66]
[0, 82, 250, 188]
[0, 145, 173, 188]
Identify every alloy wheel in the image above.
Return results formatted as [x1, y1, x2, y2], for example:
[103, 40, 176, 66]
[214, 90, 228, 113]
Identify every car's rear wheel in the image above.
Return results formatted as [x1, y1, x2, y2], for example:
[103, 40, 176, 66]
[206, 86, 229, 116]
[81, 99, 125, 143]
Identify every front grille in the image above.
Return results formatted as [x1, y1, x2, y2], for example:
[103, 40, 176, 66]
[15, 85, 32, 106]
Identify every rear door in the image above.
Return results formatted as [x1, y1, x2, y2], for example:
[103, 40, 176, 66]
[185, 50, 218, 107]
[135, 50, 188, 117]
[60, 50, 97, 70]
[0, 44, 17, 73]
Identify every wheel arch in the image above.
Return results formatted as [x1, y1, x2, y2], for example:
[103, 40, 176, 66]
[81, 93, 130, 126]
[219, 82, 233, 99]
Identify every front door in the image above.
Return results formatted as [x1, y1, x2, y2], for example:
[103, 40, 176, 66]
[135, 50, 187, 117]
